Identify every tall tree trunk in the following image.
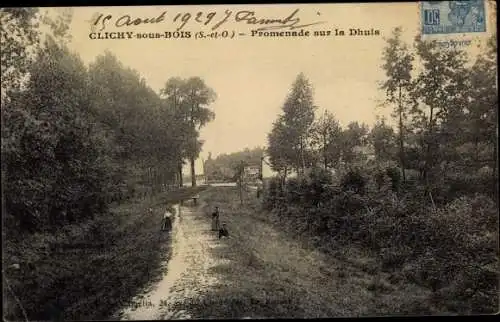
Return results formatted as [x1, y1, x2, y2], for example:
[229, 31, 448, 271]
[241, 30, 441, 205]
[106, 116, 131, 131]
[2, 167, 7, 226]
[149, 167, 153, 192]
[282, 168, 288, 191]
[323, 134, 328, 170]
[398, 85, 406, 183]
[300, 141, 306, 174]
[238, 160, 244, 204]
[190, 97, 197, 187]
[423, 106, 435, 191]
[201, 158, 206, 184]
[154, 167, 159, 194]
[474, 129, 479, 165]
[152, 167, 156, 194]
[190, 157, 196, 187]
[494, 135, 498, 197]
[260, 156, 264, 180]
[301, 138, 306, 173]
[160, 166, 165, 192]
[178, 162, 183, 187]
[239, 176, 243, 205]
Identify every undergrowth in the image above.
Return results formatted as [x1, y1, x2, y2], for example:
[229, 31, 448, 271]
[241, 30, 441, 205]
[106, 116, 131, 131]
[3, 186, 206, 321]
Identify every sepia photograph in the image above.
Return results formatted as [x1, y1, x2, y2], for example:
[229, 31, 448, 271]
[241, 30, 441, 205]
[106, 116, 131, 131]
[1, 1, 498, 320]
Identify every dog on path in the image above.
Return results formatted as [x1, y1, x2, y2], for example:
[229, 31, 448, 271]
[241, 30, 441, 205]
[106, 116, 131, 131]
[218, 223, 229, 239]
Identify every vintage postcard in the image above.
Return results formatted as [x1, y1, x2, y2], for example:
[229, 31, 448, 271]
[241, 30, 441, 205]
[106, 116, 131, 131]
[1, 1, 498, 320]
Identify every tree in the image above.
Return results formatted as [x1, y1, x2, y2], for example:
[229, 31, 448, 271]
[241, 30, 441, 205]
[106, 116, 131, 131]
[369, 117, 397, 162]
[235, 160, 245, 204]
[1, 8, 39, 100]
[381, 27, 414, 183]
[1, 8, 40, 229]
[88, 51, 183, 197]
[1, 8, 74, 103]
[160, 77, 187, 185]
[2, 9, 216, 319]
[310, 110, 342, 169]
[466, 34, 497, 172]
[160, 77, 216, 187]
[340, 121, 369, 164]
[183, 77, 216, 187]
[268, 73, 317, 176]
[39, 8, 73, 46]
[3, 38, 109, 231]
[1, 8, 109, 232]
[412, 34, 469, 185]
[267, 116, 293, 182]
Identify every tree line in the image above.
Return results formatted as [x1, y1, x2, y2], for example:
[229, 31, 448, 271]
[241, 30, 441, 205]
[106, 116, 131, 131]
[1, 8, 216, 233]
[204, 147, 265, 182]
[267, 72, 383, 180]
[267, 27, 497, 201]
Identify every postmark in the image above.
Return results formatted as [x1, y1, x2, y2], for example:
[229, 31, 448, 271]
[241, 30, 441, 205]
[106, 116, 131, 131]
[421, 1, 486, 34]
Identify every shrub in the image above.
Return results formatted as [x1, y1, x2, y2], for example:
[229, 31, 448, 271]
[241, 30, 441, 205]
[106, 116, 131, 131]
[385, 166, 402, 192]
[263, 177, 283, 210]
[285, 177, 302, 204]
[438, 169, 497, 202]
[301, 167, 333, 207]
[340, 168, 367, 194]
[265, 160, 498, 314]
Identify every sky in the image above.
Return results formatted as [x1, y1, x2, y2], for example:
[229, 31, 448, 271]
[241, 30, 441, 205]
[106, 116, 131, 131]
[60, 2, 495, 174]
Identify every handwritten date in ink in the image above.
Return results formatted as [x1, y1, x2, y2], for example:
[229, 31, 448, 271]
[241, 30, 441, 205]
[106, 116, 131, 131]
[92, 11, 229, 32]
[91, 8, 325, 32]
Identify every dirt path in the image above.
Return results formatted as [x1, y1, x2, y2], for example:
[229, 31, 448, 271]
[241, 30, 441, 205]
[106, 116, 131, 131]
[118, 202, 224, 320]
[117, 188, 431, 319]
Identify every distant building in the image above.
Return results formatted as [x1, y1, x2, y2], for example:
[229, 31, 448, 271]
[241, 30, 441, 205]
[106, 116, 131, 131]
[244, 165, 260, 176]
[352, 145, 376, 161]
[242, 164, 260, 182]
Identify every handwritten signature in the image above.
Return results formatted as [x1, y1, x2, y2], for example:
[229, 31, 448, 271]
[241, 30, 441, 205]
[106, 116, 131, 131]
[90, 8, 326, 32]
[235, 9, 325, 31]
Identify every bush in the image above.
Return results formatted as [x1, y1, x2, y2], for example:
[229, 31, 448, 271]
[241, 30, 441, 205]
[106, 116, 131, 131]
[285, 177, 303, 204]
[263, 177, 285, 210]
[385, 166, 402, 192]
[340, 168, 367, 194]
[302, 167, 333, 207]
[434, 169, 498, 203]
[264, 160, 498, 314]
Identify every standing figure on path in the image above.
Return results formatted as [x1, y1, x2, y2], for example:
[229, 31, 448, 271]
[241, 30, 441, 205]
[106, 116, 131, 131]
[161, 205, 174, 231]
[192, 193, 200, 206]
[211, 206, 220, 231]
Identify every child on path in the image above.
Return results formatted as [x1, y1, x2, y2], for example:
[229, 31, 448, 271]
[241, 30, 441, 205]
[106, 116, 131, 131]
[161, 205, 174, 231]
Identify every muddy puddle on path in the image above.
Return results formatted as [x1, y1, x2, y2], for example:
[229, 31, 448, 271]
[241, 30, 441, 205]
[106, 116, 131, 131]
[117, 203, 227, 320]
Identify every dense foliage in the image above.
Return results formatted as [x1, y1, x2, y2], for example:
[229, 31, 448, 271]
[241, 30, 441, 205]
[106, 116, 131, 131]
[2, 8, 216, 232]
[264, 28, 498, 314]
[160, 76, 216, 187]
[263, 164, 498, 313]
[2, 8, 215, 320]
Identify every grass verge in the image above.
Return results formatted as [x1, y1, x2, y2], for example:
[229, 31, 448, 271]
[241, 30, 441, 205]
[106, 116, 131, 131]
[3, 186, 206, 321]
[178, 186, 436, 318]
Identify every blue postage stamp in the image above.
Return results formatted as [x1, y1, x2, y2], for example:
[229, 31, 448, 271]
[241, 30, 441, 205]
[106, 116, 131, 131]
[421, 1, 486, 34]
